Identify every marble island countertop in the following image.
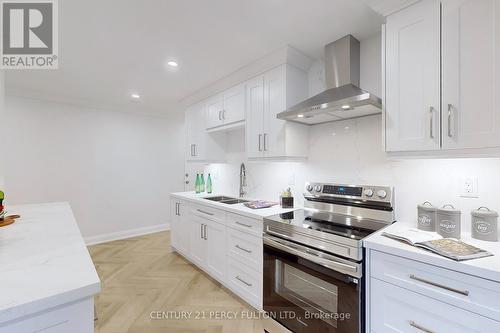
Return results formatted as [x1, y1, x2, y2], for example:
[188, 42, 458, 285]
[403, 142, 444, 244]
[170, 191, 300, 219]
[364, 222, 500, 283]
[0, 202, 101, 324]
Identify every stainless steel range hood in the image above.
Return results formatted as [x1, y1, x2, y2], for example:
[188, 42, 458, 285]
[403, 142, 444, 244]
[277, 35, 382, 125]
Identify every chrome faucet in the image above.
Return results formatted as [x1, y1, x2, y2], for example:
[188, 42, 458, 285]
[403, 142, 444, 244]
[239, 163, 247, 197]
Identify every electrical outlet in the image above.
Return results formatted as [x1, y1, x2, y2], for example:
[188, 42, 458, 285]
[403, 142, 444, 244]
[460, 177, 479, 198]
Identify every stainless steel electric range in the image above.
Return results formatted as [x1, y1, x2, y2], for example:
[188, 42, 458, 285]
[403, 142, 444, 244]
[263, 182, 395, 333]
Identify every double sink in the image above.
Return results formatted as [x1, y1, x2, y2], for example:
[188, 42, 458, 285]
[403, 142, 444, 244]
[204, 196, 250, 205]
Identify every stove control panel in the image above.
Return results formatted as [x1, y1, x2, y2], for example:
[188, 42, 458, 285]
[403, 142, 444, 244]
[304, 182, 393, 203]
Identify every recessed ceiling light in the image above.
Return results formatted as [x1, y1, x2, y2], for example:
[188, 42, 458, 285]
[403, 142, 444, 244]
[131, 93, 140, 99]
[167, 61, 178, 68]
[297, 114, 304, 118]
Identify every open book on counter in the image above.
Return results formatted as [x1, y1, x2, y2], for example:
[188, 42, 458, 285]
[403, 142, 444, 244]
[382, 228, 493, 261]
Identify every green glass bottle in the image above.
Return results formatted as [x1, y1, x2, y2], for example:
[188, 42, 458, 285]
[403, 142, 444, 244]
[195, 173, 200, 194]
[206, 174, 212, 194]
[200, 173, 206, 193]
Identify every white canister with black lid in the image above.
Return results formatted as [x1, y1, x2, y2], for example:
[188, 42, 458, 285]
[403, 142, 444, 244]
[417, 202, 437, 231]
[471, 207, 498, 242]
[437, 204, 461, 238]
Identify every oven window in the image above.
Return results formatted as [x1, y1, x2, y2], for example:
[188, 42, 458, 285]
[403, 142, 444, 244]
[275, 259, 339, 328]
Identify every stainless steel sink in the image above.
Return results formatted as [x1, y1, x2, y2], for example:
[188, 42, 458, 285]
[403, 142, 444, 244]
[204, 196, 250, 205]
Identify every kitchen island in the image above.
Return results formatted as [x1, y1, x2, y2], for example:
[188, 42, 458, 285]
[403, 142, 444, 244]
[0, 202, 100, 333]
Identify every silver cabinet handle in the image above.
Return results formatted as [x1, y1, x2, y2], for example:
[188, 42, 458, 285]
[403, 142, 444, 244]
[235, 276, 252, 287]
[197, 209, 214, 216]
[447, 104, 453, 137]
[218, 110, 221, 120]
[429, 107, 435, 139]
[409, 320, 435, 333]
[235, 221, 252, 228]
[175, 202, 179, 216]
[409, 274, 469, 296]
[222, 109, 225, 120]
[203, 224, 207, 240]
[200, 224, 203, 239]
[193, 144, 197, 157]
[190, 144, 194, 157]
[263, 133, 268, 151]
[235, 244, 252, 253]
[258, 134, 262, 151]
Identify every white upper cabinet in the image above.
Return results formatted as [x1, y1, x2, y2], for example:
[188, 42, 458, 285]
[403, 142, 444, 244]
[206, 83, 246, 130]
[441, 0, 500, 149]
[385, 0, 441, 152]
[245, 64, 309, 159]
[185, 102, 225, 162]
[205, 94, 224, 129]
[385, 0, 500, 154]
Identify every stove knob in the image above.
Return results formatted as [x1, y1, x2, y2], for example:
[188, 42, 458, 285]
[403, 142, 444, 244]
[314, 185, 322, 192]
[306, 184, 313, 191]
[376, 189, 387, 199]
[364, 189, 374, 197]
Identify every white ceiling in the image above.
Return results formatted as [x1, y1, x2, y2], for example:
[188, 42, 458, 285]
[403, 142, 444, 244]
[5, 0, 383, 114]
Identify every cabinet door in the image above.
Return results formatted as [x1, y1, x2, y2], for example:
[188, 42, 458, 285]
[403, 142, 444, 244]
[205, 95, 224, 129]
[205, 219, 226, 282]
[223, 83, 245, 125]
[169, 199, 180, 250]
[442, 0, 500, 149]
[263, 66, 286, 157]
[245, 76, 265, 158]
[385, 0, 441, 152]
[189, 216, 207, 267]
[186, 103, 206, 161]
[176, 200, 190, 256]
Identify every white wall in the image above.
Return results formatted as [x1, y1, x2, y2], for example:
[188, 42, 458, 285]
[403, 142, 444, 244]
[202, 33, 500, 235]
[4, 96, 185, 242]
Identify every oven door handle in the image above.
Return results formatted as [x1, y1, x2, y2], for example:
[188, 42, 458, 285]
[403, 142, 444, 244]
[264, 236, 360, 277]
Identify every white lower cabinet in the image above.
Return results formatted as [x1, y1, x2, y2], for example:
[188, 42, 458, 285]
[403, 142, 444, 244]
[169, 197, 263, 309]
[205, 218, 226, 282]
[370, 278, 500, 333]
[367, 250, 500, 332]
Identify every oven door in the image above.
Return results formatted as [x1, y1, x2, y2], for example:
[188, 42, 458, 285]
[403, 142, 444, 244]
[263, 235, 363, 333]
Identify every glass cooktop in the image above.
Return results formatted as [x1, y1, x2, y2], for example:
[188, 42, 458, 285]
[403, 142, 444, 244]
[265, 209, 389, 241]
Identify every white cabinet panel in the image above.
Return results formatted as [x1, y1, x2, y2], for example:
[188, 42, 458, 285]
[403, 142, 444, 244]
[370, 278, 500, 333]
[442, 0, 500, 149]
[206, 94, 224, 129]
[385, 0, 441, 152]
[170, 198, 190, 256]
[189, 216, 207, 267]
[263, 66, 286, 157]
[245, 76, 265, 158]
[206, 219, 226, 282]
[185, 103, 207, 161]
[223, 83, 245, 125]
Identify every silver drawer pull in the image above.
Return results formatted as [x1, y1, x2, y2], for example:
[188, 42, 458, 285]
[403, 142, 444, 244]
[409, 320, 435, 333]
[409, 274, 469, 296]
[235, 245, 252, 253]
[235, 276, 252, 287]
[296, 318, 308, 327]
[197, 209, 214, 216]
[235, 221, 252, 228]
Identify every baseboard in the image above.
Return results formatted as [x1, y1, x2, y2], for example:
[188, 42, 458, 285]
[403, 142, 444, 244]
[85, 223, 170, 246]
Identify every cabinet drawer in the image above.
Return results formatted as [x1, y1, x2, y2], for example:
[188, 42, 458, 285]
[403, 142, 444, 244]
[227, 228, 262, 271]
[226, 212, 261, 236]
[370, 278, 500, 333]
[190, 204, 226, 225]
[0, 298, 94, 333]
[226, 257, 262, 309]
[370, 250, 500, 321]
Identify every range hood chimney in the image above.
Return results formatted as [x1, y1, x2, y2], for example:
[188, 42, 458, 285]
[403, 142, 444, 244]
[277, 35, 382, 125]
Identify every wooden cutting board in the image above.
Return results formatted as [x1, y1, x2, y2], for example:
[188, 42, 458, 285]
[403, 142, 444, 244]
[0, 215, 21, 227]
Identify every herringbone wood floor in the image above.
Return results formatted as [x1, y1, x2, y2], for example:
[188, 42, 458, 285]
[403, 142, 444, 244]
[89, 231, 281, 333]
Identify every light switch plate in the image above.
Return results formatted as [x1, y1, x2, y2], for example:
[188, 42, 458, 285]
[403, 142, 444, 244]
[460, 176, 479, 198]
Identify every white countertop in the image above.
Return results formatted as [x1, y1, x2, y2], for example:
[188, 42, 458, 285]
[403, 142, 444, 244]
[364, 222, 500, 283]
[170, 191, 300, 219]
[0, 202, 101, 324]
